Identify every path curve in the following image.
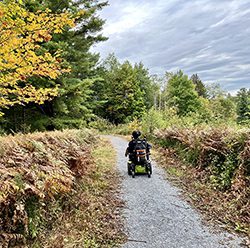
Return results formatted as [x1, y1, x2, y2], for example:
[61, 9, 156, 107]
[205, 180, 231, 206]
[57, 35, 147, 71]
[108, 136, 245, 248]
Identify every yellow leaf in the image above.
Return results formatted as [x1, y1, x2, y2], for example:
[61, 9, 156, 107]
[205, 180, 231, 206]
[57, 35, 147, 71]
[0, 1, 75, 110]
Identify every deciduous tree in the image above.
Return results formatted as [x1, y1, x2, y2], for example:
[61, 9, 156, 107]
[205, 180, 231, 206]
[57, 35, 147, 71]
[93, 55, 148, 124]
[0, 1, 74, 115]
[1, 0, 107, 131]
[164, 70, 201, 116]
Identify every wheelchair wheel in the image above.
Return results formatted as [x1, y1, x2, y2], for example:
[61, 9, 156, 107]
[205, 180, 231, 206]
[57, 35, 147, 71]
[147, 162, 152, 178]
[132, 170, 135, 178]
[127, 164, 132, 175]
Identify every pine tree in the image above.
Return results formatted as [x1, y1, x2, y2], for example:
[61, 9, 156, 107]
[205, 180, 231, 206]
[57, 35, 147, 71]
[236, 88, 250, 123]
[134, 62, 156, 109]
[190, 74, 207, 98]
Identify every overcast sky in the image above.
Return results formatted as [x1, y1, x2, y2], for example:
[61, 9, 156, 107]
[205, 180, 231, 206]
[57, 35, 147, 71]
[93, 0, 250, 94]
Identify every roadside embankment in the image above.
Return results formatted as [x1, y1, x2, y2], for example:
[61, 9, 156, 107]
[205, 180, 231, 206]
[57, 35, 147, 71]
[0, 130, 125, 247]
[154, 127, 249, 239]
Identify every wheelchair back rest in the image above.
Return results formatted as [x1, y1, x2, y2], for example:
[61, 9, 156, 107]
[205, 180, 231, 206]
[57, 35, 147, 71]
[135, 149, 146, 157]
[134, 139, 147, 161]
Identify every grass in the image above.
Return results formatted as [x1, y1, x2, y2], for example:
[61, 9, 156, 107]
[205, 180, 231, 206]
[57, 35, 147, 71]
[166, 167, 184, 177]
[38, 138, 126, 248]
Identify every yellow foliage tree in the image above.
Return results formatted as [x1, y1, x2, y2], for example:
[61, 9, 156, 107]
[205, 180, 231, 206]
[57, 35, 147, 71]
[0, 1, 75, 115]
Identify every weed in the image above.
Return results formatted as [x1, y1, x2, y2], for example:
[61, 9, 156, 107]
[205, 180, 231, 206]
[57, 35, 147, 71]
[167, 167, 184, 177]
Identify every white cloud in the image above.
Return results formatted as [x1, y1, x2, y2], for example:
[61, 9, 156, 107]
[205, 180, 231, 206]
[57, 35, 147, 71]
[236, 64, 250, 70]
[103, 5, 150, 35]
[94, 0, 250, 92]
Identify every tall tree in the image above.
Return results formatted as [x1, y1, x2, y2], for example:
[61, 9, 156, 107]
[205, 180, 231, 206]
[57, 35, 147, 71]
[0, 0, 74, 116]
[164, 70, 201, 116]
[190, 74, 207, 98]
[93, 55, 148, 124]
[2, 0, 108, 132]
[236, 88, 250, 123]
[134, 62, 156, 109]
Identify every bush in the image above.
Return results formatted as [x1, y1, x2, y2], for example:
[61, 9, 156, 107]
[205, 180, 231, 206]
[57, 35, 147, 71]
[111, 119, 142, 135]
[0, 129, 96, 244]
[155, 127, 250, 235]
[88, 117, 114, 132]
[155, 127, 250, 190]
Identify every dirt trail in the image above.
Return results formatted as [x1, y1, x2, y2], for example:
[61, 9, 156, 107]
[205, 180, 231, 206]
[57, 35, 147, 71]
[108, 136, 245, 248]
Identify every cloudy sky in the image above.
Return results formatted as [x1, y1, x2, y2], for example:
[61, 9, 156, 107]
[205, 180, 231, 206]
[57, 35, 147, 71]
[93, 0, 250, 94]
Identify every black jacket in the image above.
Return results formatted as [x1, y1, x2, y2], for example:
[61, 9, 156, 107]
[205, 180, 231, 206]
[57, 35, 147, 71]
[125, 138, 151, 156]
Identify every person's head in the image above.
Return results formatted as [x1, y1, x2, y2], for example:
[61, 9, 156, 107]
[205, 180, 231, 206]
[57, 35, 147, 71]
[132, 130, 141, 139]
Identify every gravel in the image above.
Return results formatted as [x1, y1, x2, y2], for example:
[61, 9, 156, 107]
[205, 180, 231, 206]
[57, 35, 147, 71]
[108, 136, 245, 248]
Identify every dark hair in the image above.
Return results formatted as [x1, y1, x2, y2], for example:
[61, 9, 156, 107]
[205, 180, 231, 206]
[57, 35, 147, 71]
[132, 130, 141, 139]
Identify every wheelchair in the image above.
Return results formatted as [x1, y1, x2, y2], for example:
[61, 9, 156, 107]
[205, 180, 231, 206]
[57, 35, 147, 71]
[127, 150, 152, 178]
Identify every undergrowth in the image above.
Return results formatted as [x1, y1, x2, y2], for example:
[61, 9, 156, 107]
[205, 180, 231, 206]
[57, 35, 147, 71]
[0, 130, 125, 247]
[154, 128, 250, 239]
[39, 138, 126, 248]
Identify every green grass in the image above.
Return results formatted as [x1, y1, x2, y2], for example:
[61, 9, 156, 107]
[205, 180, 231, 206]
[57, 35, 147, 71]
[166, 167, 184, 177]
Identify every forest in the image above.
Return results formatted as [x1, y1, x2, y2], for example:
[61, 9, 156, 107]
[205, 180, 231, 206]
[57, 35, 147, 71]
[0, 0, 249, 133]
[0, 0, 249, 247]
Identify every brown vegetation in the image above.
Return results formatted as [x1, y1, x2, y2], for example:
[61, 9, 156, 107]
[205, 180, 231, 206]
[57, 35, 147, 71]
[0, 129, 95, 246]
[0, 130, 125, 247]
[40, 138, 126, 248]
[155, 127, 249, 239]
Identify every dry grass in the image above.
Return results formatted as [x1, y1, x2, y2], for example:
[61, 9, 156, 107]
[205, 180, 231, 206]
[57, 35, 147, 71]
[38, 138, 126, 248]
[0, 129, 95, 247]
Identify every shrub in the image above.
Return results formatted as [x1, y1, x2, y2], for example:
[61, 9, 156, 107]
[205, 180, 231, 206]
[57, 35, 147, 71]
[155, 127, 250, 190]
[0, 129, 96, 244]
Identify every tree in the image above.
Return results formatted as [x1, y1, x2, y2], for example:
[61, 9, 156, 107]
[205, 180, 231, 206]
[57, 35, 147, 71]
[134, 62, 156, 109]
[93, 55, 147, 124]
[206, 83, 225, 99]
[236, 88, 250, 123]
[149, 75, 165, 110]
[190, 74, 207, 98]
[209, 96, 236, 121]
[31, 0, 107, 130]
[164, 70, 201, 116]
[1, 0, 108, 131]
[0, 1, 74, 115]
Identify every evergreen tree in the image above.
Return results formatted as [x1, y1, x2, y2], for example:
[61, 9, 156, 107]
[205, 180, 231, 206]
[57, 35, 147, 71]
[236, 88, 250, 123]
[134, 62, 156, 109]
[190, 74, 207, 98]
[165, 70, 201, 116]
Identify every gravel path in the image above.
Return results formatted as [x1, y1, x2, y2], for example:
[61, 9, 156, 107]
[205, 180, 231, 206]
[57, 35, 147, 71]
[108, 136, 245, 248]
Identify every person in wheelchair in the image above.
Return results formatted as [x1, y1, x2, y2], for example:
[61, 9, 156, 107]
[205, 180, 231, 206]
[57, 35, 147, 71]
[125, 130, 152, 163]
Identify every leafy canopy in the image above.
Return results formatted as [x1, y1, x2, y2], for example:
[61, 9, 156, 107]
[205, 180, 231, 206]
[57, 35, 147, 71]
[164, 70, 201, 116]
[0, 0, 74, 114]
[93, 54, 152, 124]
